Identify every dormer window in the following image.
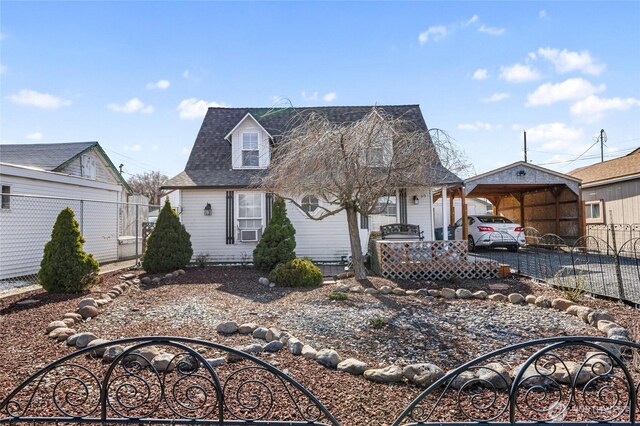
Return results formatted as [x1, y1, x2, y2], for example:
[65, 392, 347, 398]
[242, 132, 259, 167]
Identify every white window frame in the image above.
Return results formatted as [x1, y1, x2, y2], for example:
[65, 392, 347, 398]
[1, 185, 10, 210]
[585, 200, 604, 224]
[367, 132, 392, 167]
[236, 192, 264, 243]
[241, 131, 260, 169]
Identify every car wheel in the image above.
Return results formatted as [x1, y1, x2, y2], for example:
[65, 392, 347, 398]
[468, 235, 476, 252]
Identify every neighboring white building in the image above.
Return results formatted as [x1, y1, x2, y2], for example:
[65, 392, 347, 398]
[0, 142, 138, 281]
[432, 198, 493, 229]
[164, 105, 462, 263]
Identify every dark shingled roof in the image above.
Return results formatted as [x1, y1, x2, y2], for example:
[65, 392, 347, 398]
[0, 141, 97, 171]
[165, 105, 462, 188]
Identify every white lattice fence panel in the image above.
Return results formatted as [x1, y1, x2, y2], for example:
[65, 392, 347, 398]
[372, 240, 499, 280]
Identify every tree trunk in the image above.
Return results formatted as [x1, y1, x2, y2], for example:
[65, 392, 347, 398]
[345, 205, 367, 280]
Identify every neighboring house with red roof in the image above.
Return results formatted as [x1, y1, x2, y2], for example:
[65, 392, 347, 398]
[568, 148, 640, 227]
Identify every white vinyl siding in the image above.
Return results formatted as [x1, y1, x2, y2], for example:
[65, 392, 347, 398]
[0, 165, 122, 280]
[178, 187, 436, 263]
[231, 116, 270, 169]
[60, 149, 121, 184]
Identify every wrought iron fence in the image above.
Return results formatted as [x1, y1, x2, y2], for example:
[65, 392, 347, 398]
[471, 228, 640, 305]
[0, 193, 160, 293]
[1, 336, 637, 425]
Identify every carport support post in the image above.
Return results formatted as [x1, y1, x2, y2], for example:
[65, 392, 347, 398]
[461, 189, 468, 241]
[441, 186, 449, 240]
[449, 190, 455, 231]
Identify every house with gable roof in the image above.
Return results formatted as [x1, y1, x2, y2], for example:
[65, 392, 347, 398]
[164, 105, 462, 264]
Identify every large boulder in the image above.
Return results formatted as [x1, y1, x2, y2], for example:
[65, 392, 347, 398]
[86, 339, 111, 357]
[477, 362, 512, 390]
[287, 338, 303, 355]
[265, 328, 282, 342]
[508, 293, 524, 304]
[216, 321, 238, 334]
[264, 340, 283, 352]
[403, 363, 444, 388]
[551, 361, 592, 385]
[316, 349, 340, 368]
[473, 291, 488, 300]
[488, 293, 506, 302]
[74, 332, 99, 348]
[441, 288, 456, 299]
[534, 296, 552, 308]
[511, 363, 554, 388]
[455, 289, 473, 299]
[79, 305, 99, 319]
[78, 298, 98, 310]
[102, 345, 125, 363]
[46, 321, 67, 333]
[551, 298, 575, 311]
[337, 358, 368, 375]
[49, 327, 77, 342]
[252, 327, 269, 340]
[588, 311, 615, 327]
[363, 366, 403, 383]
[238, 323, 259, 334]
[449, 370, 478, 390]
[301, 345, 317, 360]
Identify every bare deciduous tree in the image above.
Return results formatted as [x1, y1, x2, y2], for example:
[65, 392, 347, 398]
[257, 107, 468, 280]
[127, 171, 168, 205]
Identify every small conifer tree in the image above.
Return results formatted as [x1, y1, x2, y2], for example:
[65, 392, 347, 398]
[253, 197, 296, 272]
[143, 199, 193, 273]
[39, 207, 100, 293]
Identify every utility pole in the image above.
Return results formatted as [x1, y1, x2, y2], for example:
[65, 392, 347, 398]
[523, 130, 528, 162]
[600, 129, 605, 162]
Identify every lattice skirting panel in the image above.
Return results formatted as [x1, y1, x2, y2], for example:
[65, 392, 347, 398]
[371, 239, 500, 280]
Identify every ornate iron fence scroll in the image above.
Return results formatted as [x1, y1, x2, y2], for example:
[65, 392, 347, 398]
[0, 336, 340, 426]
[392, 336, 640, 426]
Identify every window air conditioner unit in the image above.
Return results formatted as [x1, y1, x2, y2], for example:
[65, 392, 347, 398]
[239, 229, 261, 242]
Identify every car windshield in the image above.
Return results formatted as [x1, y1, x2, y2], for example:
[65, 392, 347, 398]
[476, 215, 513, 224]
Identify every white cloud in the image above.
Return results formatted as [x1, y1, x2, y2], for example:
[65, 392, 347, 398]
[108, 98, 154, 114]
[478, 25, 505, 36]
[7, 89, 72, 109]
[570, 95, 640, 121]
[182, 70, 190, 79]
[458, 121, 493, 131]
[536, 47, 605, 75]
[124, 144, 143, 152]
[323, 92, 337, 102]
[152, 145, 159, 151]
[146, 79, 170, 90]
[177, 98, 228, 120]
[472, 68, 488, 80]
[526, 122, 585, 153]
[301, 91, 318, 101]
[539, 10, 548, 19]
[466, 15, 479, 26]
[418, 26, 448, 44]
[499, 64, 541, 83]
[27, 132, 43, 140]
[482, 93, 510, 103]
[526, 78, 606, 106]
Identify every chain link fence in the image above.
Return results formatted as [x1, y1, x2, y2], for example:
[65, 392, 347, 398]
[0, 194, 160, 292]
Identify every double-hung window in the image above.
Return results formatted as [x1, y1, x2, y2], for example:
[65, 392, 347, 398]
[242, 132, 259, 167]
[1, 185, 10, 210]
[238, 193, 262, 242]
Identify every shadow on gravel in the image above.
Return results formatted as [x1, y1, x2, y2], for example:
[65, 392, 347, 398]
[0, 291, 83, 315]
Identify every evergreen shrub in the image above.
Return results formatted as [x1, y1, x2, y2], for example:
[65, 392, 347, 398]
[268, 258, 322, 288]
[39, 208, 99, 293]
[142, 199, 193, 273]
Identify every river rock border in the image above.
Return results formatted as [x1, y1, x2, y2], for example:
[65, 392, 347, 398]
[43, 272, 632, 388]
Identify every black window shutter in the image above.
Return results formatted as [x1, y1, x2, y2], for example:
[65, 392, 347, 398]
[399, 189, 408, 224]
[226, 191, 235, 244]
[360, 214, 369, 230]
[265, 193, 274, 225]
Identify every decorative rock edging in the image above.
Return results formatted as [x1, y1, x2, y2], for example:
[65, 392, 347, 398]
[42, 270, 633, 389]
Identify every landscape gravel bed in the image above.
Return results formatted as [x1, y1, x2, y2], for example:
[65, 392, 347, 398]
[1, 266, 638, 426]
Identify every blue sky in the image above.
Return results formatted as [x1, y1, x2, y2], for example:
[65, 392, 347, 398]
[1, 1, 639, 180]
